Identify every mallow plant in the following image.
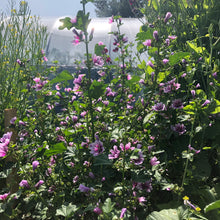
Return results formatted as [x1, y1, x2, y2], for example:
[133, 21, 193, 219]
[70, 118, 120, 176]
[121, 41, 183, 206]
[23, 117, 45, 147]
[0, 0, 219, 219]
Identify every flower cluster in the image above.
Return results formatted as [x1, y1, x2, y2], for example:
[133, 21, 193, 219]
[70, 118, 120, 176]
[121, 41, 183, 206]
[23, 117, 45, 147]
[0, 132, 12, 157]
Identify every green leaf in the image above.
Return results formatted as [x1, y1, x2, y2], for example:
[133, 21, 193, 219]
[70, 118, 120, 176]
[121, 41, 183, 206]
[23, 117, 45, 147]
[50, 70, 73, 84]
[94, 154, 112, 166]
[169, 52, 190, 65]
[137, 60, 146, 70]
[136, 28, 153, 41]
[183, 102, 196, 114]
[211, 99, 220, 114]
[143, 112, 156, 124]
[102, 198, 115, 214]
[89, 80, 106, 99]
[146, 206, 205, 220]
[56, 203, 77, 217]
[157, 71, 167, 83]
[204, 200, 220, 213]
[59, 10, 91, 31]
[187, 41, 207, 54]
[45, 142, 67, 157]
[59, 17, 74, 30]
[196, 89, 207, 99]
[148, 0, 159, 10]
[94, 44, 105, 56]
[146, 208, 180, 220]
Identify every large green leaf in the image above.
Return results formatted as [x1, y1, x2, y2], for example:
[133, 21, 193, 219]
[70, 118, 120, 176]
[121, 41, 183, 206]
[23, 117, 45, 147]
[50, 70, 73, 84]
[204, 200, 220, 213]
[59, 10, 91, 31]
[102, 198, 115, 214]
[59, 17, 74, 30]
[89, 80, 106, 99]
[146, 206, 206, 220]
[169, 52, 190, 65]
[44, 142, 67, 157]
[56, 203, 77, 217]
[136, 29, 153, 41]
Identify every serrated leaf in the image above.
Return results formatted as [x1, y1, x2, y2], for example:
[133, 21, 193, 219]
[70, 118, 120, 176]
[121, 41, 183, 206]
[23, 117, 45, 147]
[56, 203, 77, 217]
[102, 198, 115, 213]
[146, 208, 179, 220]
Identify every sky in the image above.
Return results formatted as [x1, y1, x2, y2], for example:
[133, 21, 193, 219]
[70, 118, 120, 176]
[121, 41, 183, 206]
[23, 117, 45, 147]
[0, 0, 97, 17]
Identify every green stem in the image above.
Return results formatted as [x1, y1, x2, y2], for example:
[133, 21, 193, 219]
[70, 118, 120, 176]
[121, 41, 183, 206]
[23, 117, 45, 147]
[82, 1, 95, 141]
[181, 112, 197, 188]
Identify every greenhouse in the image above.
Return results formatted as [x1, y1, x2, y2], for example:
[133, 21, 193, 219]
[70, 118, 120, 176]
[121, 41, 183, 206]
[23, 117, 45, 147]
[42, 17, 144, 65]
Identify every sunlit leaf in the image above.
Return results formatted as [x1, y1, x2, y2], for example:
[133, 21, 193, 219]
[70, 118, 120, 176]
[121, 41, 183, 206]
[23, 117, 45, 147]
[204, 200, 220, 213]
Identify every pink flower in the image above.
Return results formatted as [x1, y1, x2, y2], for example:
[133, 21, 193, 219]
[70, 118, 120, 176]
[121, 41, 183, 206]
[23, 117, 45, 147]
[32, 160, 40, 171]
[35, 180, 44, 188]
[138, 196, 146, 204]
[164, 12, 172, 23]
[150, 156, 160, 166]
[109, 15, 114, 24]
[0, 192, 10, 200]
[202, 99, 210, 107]
[93, 54, 104, 67]
[94, 207, 102, 215]
[43, 56, 48, 62]
[127, 74, 132, 80]
[0, 132, 12, 157]
[153, 31, 159, 41]
[79, 184, 90, 193]
[168, 35, 177, 40]
[171, 123, 186, 135]
[55, 84, 60, 90]
[108, 145, 120, 159]
[143, 39, 152, 46]
[98, 41, 104, 46]
[163, 59, 169, 64]
[89, 139, 104, 156]
[147, 61, 154, 68]
[19, 180, 29, 188]
[120, 208, 127, 218]
[152, 102, 166, 111]
[165, 38, 170, 46]
[188, 145, 200, 154]
[33, 77, 41, 83]
[16, 59, 21, 65]
[71, 17, 77, 24]
[171, 99, 184, 109]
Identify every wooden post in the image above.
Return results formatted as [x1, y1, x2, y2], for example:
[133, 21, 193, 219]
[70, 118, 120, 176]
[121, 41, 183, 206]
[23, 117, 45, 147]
[4, 108, 19, 193]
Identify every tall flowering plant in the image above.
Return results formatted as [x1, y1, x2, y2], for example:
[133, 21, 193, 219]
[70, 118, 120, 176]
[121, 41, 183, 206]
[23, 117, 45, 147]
[0, 0, 48, 132]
